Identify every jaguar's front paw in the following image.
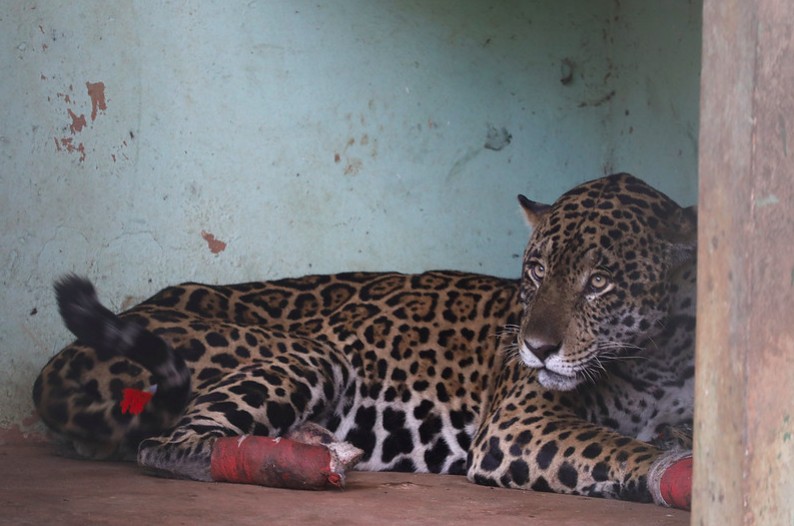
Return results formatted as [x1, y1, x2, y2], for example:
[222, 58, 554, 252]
[649, 450, 692, 510]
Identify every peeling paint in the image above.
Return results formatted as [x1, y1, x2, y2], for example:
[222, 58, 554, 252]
[201, 230, 227, 254]
[57, 137, 85, 162]
[67, 108, 86, 134]
[86, 81, 107, 121]
[49, 81, 109, 162]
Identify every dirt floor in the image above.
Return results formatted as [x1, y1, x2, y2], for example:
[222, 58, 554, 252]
[0, 440, 690, 526]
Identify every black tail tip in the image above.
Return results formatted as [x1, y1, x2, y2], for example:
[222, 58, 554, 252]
[54, 273, 96, 303]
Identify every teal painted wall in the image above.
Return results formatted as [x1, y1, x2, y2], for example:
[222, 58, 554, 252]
[0, 1, 701, 431]
[605, 2, 702, 201]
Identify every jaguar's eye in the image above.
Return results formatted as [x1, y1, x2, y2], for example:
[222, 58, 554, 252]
[587, 273, 611, 293]
[528, 261, 546, 282]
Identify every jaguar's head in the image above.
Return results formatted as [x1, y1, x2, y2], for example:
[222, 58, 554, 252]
[515, 173, 696, 391]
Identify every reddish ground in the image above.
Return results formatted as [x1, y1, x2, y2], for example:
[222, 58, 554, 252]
[0, 440, 689, 525]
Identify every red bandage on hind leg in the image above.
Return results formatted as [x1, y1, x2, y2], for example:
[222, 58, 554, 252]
[210, 435, 344, 489]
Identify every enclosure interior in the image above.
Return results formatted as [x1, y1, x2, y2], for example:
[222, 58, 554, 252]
[0, 0, 701, 435]
[0, 1, 700, 522]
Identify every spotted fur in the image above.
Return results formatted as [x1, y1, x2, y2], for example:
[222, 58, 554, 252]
[33, 173, 696, 503]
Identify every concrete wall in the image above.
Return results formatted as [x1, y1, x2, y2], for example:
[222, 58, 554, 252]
[0, 1, 701, 432]
[606, 2, 702, 200]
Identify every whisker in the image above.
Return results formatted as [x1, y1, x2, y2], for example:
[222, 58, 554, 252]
[496, 324, 522, 365]
[501, 342, 522, 365]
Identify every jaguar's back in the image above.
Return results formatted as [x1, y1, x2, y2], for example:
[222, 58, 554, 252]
[35, 270, 520, 473]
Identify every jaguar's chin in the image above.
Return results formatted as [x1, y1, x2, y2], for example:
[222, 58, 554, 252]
[537, 368, 581, 392]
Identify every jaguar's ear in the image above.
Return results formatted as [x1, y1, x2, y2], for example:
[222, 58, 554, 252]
[518, 195, 551, 229]
[662, 205, 698, 266]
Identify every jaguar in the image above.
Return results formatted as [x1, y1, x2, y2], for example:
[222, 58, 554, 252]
[33, 173, 697, 508]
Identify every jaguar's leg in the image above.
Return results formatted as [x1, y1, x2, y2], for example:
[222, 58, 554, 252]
[138, 351, 360, 487]
[467, 369, 692, 507]
[139, 421, 362, 489]
[649, 422, 693, 450]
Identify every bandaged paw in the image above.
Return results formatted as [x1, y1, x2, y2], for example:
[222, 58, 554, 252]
[648, 450, 693, 510]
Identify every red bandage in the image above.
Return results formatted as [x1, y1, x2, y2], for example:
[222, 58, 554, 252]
[210, 435, 344, 490]
[659, 455, 692, 510]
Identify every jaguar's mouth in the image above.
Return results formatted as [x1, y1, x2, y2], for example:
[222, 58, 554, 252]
[518, 341, 590, 391]
[537, 368, 581, 392]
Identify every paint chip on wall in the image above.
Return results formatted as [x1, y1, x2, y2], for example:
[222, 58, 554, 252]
[67, 108, 86, 134]
[49, 81, 108, 162]
[201, 230, 227, 254]
[86, 81, 107, 121]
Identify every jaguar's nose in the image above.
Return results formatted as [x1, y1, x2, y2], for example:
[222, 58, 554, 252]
[525, 339, 561, 362]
